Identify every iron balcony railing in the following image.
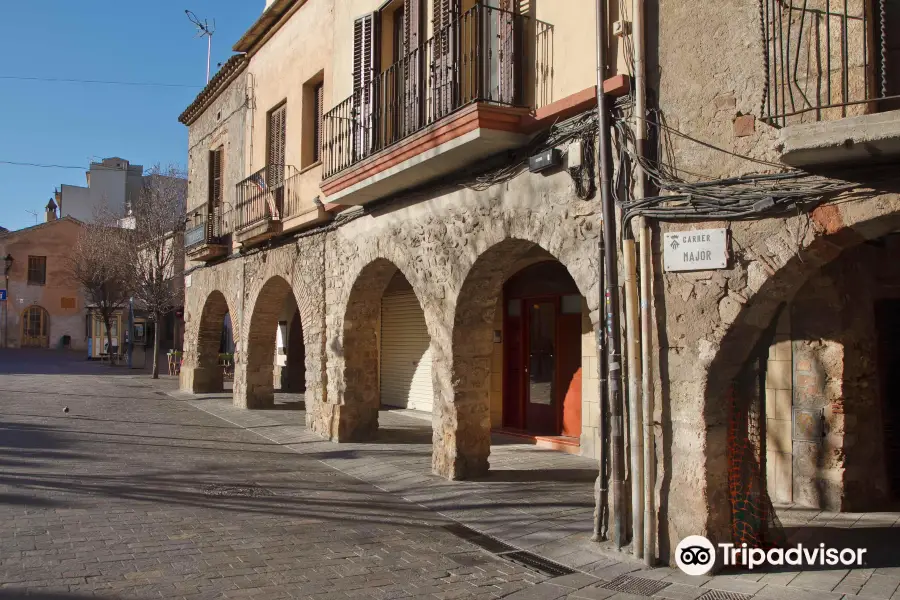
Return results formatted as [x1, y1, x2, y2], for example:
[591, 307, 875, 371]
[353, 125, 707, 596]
[323, 3, 548, 179]
[762, 0, 898, 126]
[184, 204, 224, 250]
[235, 164, 301, 231]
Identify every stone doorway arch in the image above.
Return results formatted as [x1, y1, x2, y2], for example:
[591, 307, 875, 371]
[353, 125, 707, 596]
[238, 275, 306, 409]
[183, 290, 235, 393]
[335, 258, 432, 440]
[448, 238, 597, 479]
[687, 201, 900, 558]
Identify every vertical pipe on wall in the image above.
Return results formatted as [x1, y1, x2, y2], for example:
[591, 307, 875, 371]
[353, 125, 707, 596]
[595, 0, 626, 549]
[623, 239, 644, 558]
[632, 0, 656, 565]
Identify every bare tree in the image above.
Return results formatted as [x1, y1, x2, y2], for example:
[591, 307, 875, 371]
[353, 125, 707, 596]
[69, 211, 132, 365]
[128, 164, 187, 378]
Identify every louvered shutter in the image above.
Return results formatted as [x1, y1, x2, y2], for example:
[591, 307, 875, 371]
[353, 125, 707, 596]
[267, 104, 286, 185]
[313, 83, 324, 163]
[212, 147, 223, 236]
[352, 13, 378, 158]
[431, 0, 459, 117]
[402, 0, 424, 134]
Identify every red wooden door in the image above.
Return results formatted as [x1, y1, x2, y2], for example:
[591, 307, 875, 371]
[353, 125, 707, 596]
[502, 298, 524, 429]
[525, 299, 558, 435]
[558, 307, 583, 438]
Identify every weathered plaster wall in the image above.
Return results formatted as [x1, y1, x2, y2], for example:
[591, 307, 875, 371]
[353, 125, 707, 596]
[245, 0, 332, 215]
[185, 70, 248, 262]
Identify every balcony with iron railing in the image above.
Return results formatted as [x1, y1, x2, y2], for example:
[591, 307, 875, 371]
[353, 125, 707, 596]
[184, 204, 228, 262]
[234, 164, 304, 245]
[321, 3, 553, 205]
[764, 0, 900, 165]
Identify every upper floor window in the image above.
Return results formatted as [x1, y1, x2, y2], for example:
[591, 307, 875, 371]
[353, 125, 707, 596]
[302, 77, 326, 168]
[267, 103, 287, 180]
[209, 146, 224, 207]
[314, 83, 324, 163]
[27, 256, 46, 286]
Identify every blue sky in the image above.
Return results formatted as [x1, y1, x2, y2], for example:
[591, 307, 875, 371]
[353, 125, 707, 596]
[0, 1, 263, 232]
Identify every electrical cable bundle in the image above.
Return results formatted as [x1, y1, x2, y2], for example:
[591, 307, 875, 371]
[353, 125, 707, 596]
[611, 96, 856, 227]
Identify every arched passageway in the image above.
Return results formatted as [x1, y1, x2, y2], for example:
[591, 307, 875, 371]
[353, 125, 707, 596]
[449, 239, 595, 478]
[241, 275, 305, 409]
[697, 214, 900, 562]
[339, 259, 432, 439]
[186, 290, 233, 393]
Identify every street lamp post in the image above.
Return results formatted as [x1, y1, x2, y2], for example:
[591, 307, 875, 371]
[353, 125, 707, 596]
[128, 297, 134, 369]
[3, 254, 13, 349]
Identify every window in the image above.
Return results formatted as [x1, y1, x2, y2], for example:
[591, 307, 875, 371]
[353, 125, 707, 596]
[27, 256, 46, 285]
[267, 103, 287, 185]
[209, 146, 223, 208]
[313, 83, 324, 163]
[302, 76, 326, 167]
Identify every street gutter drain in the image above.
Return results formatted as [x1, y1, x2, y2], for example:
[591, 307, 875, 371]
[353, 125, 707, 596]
[440, 523, 575, 577]
[202, 484, 274, 498]
[602, 574, 671, 596]
[441, 523, 516, 554]
[501, 551, 575, 577]
[697, 590, 752, 600]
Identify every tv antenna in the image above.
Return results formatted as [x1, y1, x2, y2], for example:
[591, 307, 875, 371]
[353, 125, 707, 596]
[25, 209, 38, 224]
[185, 10, 215, 84]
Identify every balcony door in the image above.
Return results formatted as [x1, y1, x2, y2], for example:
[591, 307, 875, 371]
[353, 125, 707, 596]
[432, 0, 460, 119]
[484, 0, 519, 104]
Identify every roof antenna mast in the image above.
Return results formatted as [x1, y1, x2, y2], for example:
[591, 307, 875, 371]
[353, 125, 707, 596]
[185, 10, 215, 84]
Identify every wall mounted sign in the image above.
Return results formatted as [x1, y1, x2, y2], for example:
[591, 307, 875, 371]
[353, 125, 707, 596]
[663, 228, 729, 272]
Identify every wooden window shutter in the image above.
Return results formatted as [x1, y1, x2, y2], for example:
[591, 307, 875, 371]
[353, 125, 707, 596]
[404, 0, 422, 54]
[313, 83, 324, 162]
[353, 14, 377, 92]
[209, 147, 223, 207]
[353, 13, 379, 157]
[267, 104, 287, 182]
[432, 0, 458, 33]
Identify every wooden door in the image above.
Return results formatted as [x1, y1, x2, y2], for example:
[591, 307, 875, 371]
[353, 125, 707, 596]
[21, 306, 49, 348]
[558, 295, 583, 438]
[525, 298, 557, 435]
[503, 298, 525, 429]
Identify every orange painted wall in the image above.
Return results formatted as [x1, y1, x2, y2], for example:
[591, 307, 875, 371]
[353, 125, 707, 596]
[0, 218, 88, 350]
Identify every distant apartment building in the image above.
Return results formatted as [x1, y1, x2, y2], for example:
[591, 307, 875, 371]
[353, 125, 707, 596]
[55, 157, 145, 222]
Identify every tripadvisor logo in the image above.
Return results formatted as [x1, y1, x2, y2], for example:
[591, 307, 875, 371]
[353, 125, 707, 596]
[676, 535, 868, 574]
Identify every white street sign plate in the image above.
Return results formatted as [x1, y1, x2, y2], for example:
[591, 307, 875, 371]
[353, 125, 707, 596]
[663, 228, 728, 272]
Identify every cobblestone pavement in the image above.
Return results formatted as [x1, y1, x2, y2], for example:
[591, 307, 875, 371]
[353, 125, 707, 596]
[3, 349, 900, 600]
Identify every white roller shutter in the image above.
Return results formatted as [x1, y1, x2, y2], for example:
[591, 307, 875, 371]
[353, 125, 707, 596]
[380, 287, 433, 412]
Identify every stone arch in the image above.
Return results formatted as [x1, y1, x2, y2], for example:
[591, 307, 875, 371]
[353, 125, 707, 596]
[446, 237, 596, 479]
[182, 289, 235, 393]
[334, 257, 432, 440]
[238, 274, 307, 409]
[694, 200, 900, 554]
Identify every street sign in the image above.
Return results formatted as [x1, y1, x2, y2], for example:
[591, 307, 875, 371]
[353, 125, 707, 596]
[663, 228, 729, 272]
[0, 289, 6, 301]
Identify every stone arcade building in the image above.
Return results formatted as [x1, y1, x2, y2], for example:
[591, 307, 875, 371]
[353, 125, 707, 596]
[179, 0, 900, 562]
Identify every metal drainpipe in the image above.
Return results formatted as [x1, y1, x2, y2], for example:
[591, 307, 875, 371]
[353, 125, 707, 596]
[595, 0, 626, 550]
[623, 237, 643, 559]
[632, 0, 657, 565]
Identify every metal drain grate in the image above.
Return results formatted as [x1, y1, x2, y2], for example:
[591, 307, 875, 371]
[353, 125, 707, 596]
[602, 574, 671, 596]
[440, 522, 575, 577]
[441, 523, 516, 554]
[202, 483, 274, 498]
[502, 551, 575, 577]
[698, 590, 752, 600]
